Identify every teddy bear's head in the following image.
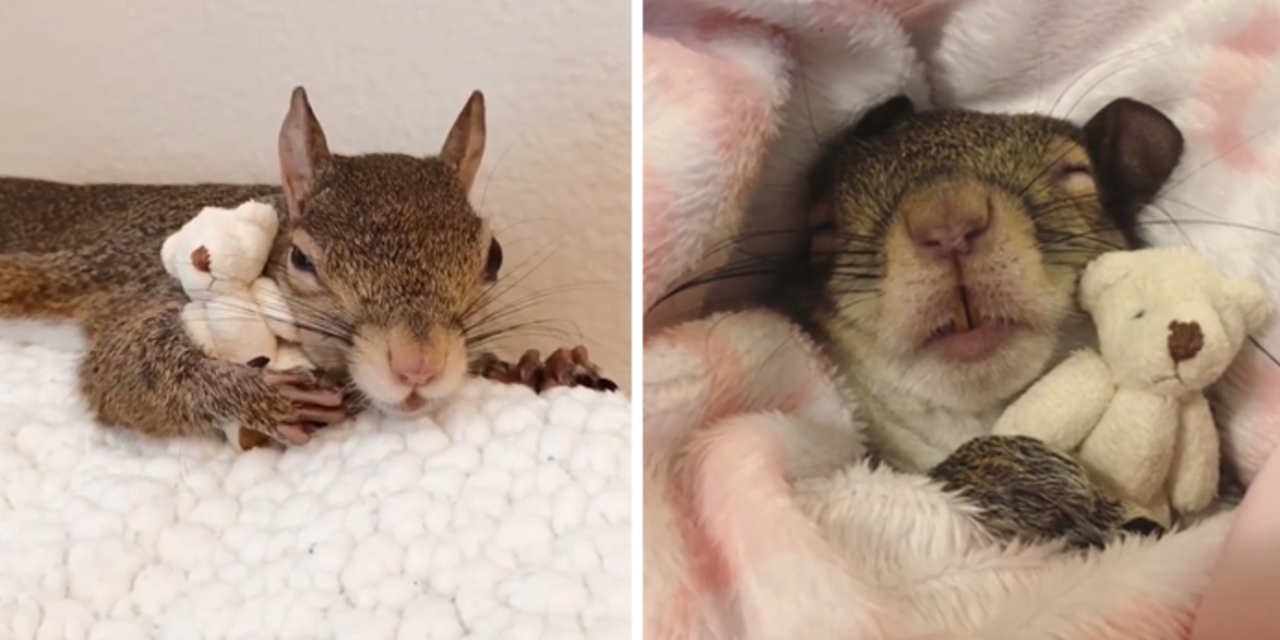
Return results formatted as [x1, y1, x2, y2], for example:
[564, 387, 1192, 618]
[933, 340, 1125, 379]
[1080, 247, 1272, 395]
[159, 200, 280, 294]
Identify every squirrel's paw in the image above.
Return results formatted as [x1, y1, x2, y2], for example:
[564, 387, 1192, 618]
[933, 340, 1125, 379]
[544, 346, 618, 391]
[263, 367, 346, 442]
[229, 363, 346, 447]
[229, 366, 349, 451]
[475, 346, 618, 393]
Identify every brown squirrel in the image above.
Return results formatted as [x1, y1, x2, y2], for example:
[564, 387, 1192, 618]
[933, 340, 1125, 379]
[795, 96, 1189, 547]
[0, 87, 615, 449]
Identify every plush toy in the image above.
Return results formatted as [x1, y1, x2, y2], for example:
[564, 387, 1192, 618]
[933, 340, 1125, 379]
[160, 200, 315, 450]
[993, 247, 1272, 527]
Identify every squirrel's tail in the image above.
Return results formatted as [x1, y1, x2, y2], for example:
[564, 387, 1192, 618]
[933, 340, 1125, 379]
[0, 252, 101, 319]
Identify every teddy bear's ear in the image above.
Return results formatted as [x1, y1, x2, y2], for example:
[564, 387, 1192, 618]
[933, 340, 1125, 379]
[1079, 251, 1133, 312]
[1223, 278, 1273, 334]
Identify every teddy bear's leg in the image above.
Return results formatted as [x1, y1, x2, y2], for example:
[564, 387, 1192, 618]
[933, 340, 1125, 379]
[1167, 393, 1221, 516]
[929, 435, 1128, 549]
[1078, 389, 1178, 510]
[218, 420, 275, 452]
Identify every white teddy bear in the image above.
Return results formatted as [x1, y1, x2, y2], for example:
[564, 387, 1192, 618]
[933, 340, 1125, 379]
[993, 247, 1272, 527]
[160, 200, 315, 449]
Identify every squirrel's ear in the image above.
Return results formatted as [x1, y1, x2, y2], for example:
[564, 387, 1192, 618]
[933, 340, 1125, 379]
[440, 90, 486, 194]
[1083, 98, 1184, 242]
[278, 86, 331, 223]
[805, 96, 914, 215]
[851, 95, 915, 139]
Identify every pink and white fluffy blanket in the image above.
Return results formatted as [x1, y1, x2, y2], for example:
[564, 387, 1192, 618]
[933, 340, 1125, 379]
[643, 1, 1280, 639]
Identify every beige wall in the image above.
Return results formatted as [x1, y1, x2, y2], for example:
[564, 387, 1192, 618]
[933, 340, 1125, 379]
[0, 0, 632, 388]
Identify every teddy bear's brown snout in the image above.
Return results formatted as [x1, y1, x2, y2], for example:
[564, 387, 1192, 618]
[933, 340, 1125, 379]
[1168, 320, 1205, 363]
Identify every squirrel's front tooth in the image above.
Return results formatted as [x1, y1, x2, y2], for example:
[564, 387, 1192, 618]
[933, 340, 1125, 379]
[953, 302, 972, 332]
[953, 286, 977, 332]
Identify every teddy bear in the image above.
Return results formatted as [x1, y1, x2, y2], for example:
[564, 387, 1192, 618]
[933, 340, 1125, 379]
[160, 200, 316, 450]
[992, 246, 1273, 528]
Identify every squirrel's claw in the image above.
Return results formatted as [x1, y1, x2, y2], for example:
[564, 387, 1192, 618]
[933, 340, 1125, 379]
[544, 346, 618, 392]
[274, 424, 312, 446]
[268, 379, 344, 409]
[295, 406, 346, 424]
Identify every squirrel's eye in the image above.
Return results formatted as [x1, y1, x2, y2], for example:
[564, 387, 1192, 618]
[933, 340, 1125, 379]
[1054, 162, 1095, 191]
[484, 238, 503, 282]
[290, 246, 316, 275]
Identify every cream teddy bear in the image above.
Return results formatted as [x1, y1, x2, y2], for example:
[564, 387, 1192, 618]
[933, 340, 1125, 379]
[160, 200, 315, 449]
[993, 247, 1272, 527]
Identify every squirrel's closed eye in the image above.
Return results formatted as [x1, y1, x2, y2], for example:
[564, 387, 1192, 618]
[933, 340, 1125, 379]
[485, 238, 503, 282]
[1054, 162, 1095, 191]
[290, 245, 317, 275]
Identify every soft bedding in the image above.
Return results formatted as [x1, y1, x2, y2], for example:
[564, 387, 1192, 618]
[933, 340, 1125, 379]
[0, 324, 632, 640]
[643, 1, 1280, 638]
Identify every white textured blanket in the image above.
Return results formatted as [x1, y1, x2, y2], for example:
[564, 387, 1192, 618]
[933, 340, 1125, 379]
[0, 326, 632, 640]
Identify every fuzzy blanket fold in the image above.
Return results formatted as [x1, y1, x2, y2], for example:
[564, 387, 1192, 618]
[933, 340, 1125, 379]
[0, 329, 631, 640]
[643, 1, 1280, 638]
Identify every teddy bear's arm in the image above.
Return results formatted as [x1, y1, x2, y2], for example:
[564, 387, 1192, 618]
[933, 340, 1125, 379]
[180, 302, 219, 358]
[992, 349, 1114, 452]
[250, 278, 302, 343]
[203, 293, 284, 365]
[1166, 393, 1220, 515]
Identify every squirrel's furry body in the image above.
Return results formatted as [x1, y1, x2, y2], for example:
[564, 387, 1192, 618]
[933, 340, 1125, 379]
[1, 177, 280, 308]
[0, 179, 308, 440]
[799, 96, 1188, 546]
[0, 89, 510, 447]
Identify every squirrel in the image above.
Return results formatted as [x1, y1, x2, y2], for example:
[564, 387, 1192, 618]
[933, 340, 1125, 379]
[790, 95, 1191, 547]
[0, 87, 615, 449]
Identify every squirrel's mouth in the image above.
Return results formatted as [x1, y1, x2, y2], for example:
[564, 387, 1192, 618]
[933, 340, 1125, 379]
[377, 394, 433, 419]
[923, 288, 1019, 362]
[398, 395, 426, 413]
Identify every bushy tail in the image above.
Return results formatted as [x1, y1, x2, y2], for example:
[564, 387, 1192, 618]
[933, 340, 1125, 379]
[0, 251, 101, 319]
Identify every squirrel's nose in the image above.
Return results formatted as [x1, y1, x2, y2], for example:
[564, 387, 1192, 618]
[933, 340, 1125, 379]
[393, 362, 439, 387]
[388, 343, 441, 387]
[896, 181, 993, 261]
[904, 195, 992, 261]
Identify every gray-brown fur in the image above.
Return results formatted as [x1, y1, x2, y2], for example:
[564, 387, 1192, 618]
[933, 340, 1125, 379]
[0, 88, 607, 447]
[265, 152, 486, 373]
[0, 179, 279, 313]
[0, 179, 319, 441]
[802, 96, 1185, 548]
